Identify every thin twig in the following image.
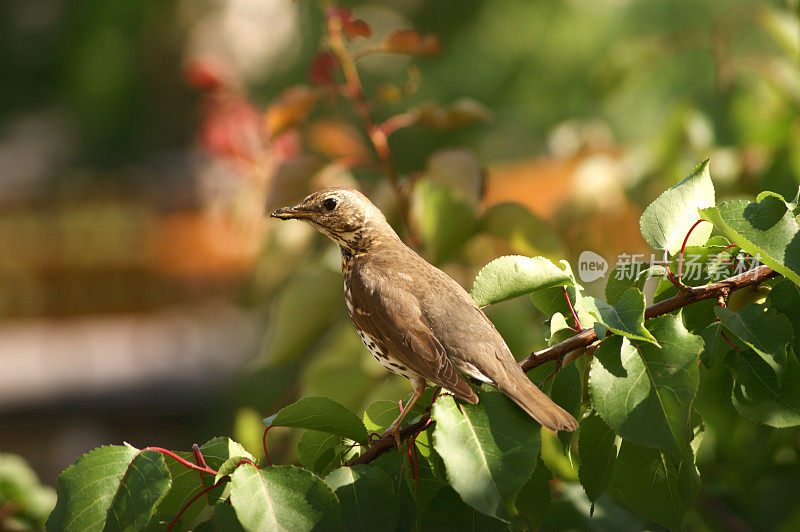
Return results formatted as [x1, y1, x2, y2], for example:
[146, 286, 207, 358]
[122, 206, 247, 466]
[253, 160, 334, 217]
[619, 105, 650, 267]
[349, 415, 433, 466]
[324, 6, 417, 242]
[520, 264, 776, 371]
[144, 447, 217, 476]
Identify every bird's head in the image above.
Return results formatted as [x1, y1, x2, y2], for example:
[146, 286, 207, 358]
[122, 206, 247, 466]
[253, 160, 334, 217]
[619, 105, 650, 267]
[270, 187, 394, 251]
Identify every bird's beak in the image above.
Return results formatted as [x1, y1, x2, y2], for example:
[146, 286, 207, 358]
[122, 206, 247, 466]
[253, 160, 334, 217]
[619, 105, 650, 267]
[270, 203, 313, 220]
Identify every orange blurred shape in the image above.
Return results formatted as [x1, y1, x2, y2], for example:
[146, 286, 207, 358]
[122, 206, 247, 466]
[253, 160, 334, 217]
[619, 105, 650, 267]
[151, 213, 261, 277]
[326, 7, 372, 40]
[382, 29, 440, 56]
[485, 157, 580, 219]
[485, 152, 649, 259]
[307, 120, 369, 161]
[264, 85, 323, 138]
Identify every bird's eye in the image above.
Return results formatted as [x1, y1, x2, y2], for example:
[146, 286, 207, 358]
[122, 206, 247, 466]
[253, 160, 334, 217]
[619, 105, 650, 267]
[322, 197, 338, 211]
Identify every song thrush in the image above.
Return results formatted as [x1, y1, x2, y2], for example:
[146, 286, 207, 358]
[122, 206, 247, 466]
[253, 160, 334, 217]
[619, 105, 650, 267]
[271, 188, 577, 445]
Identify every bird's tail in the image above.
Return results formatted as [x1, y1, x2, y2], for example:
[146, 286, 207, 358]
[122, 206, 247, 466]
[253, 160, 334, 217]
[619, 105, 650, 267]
[498, 369, 578, 432]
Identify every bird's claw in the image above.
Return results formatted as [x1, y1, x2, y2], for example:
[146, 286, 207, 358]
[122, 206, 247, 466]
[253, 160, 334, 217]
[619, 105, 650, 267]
[381, 426, 403, 450]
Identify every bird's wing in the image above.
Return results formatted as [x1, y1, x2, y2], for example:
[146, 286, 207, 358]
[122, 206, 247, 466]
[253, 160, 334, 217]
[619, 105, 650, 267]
[349, 281, 478, 403]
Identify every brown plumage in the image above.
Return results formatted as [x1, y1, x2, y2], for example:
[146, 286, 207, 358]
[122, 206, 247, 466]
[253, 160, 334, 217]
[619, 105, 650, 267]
[271, 187, 577, 443]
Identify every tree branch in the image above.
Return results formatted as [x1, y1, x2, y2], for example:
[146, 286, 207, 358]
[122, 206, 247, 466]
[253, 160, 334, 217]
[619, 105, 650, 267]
[353, 265, 777, 465]
[325, 8, 417, 244]
[520, 264, 776, 370]
[349, 415, 432, 466]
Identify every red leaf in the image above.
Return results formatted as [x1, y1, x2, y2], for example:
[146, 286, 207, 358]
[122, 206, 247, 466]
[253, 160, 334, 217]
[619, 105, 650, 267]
[264, 85, 323, 137]
[382, 29, 440, 55]
[344, 19, 371, 40]
[309, 51, 338, 85]
[184, 57, 230, 91]
[326, 7, 371, 41]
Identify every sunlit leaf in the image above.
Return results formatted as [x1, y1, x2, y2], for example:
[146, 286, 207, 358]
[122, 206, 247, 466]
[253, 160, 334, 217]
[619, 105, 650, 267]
[639, 160, 714, 254]
[700, 192, 800, 285]
[583, 289, 658, 345]
[264, 396, 368, 443]
[230, 465, 339, 531]
[470, 255, 573, 307]
[363, 400, 400, 433]
[47, 444, 170, 532]
[588, 315, 701, 453]
[431, 390, 540, 521]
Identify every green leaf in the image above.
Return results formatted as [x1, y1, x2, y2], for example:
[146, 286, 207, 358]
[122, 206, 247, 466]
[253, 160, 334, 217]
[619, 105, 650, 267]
[431, 390, 541, 521]
[412, 179, 479, 263]
[0, 453, 56, 530]
[154, 437, 253, 528]
[324, 465, 399, 531]
[296, 431, 340, 476]
[577, 411, 619, 503]
[470, 255, 573, 307]
[609, 441, 700, 531]
[715, 305, 793, 380]
[699, 322, 732, 368]
[730, 348, 800, 427]
[513, 459, 551, 530]
[481, 202, 565, 257]
[264, 396, 368, 443]
[767, 279, 800, 354]
[639, 160, 715, 254]
[549, 363, 582, 422]
[193, 504, 245, 532]
[363, 400, 400, 433]
[588, 315, 701, 454]
[700, 193, 800, 285]
[419, 487, 509, 531]
[47, 444, 171, 532]
[229, 464, 339, 531]
[582, 288, 658, 345]
[605, 264, 666, 306]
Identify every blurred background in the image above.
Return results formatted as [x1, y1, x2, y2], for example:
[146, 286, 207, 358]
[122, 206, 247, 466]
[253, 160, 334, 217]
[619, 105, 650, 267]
[1, 0, 798, 529]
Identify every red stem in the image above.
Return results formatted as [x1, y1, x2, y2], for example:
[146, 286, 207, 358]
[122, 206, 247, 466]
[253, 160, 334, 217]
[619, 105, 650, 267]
[144, 447, 217, 476]
[663, 248, 682, 289]
[192, 444, 211, 505]
[562, 286, 583, 331]
[677, 219, 708, 279]
[262, 427, 273, 466]
[720, 330, 742, 353]
[166, 477, 228, 532]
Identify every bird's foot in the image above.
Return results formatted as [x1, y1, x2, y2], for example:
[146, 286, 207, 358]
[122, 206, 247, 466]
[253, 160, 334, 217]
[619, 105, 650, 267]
[381, 425, 403, 450]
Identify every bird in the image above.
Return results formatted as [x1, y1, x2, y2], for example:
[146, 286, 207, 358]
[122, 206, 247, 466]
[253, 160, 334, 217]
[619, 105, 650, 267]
[271, 187, 577, 445]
